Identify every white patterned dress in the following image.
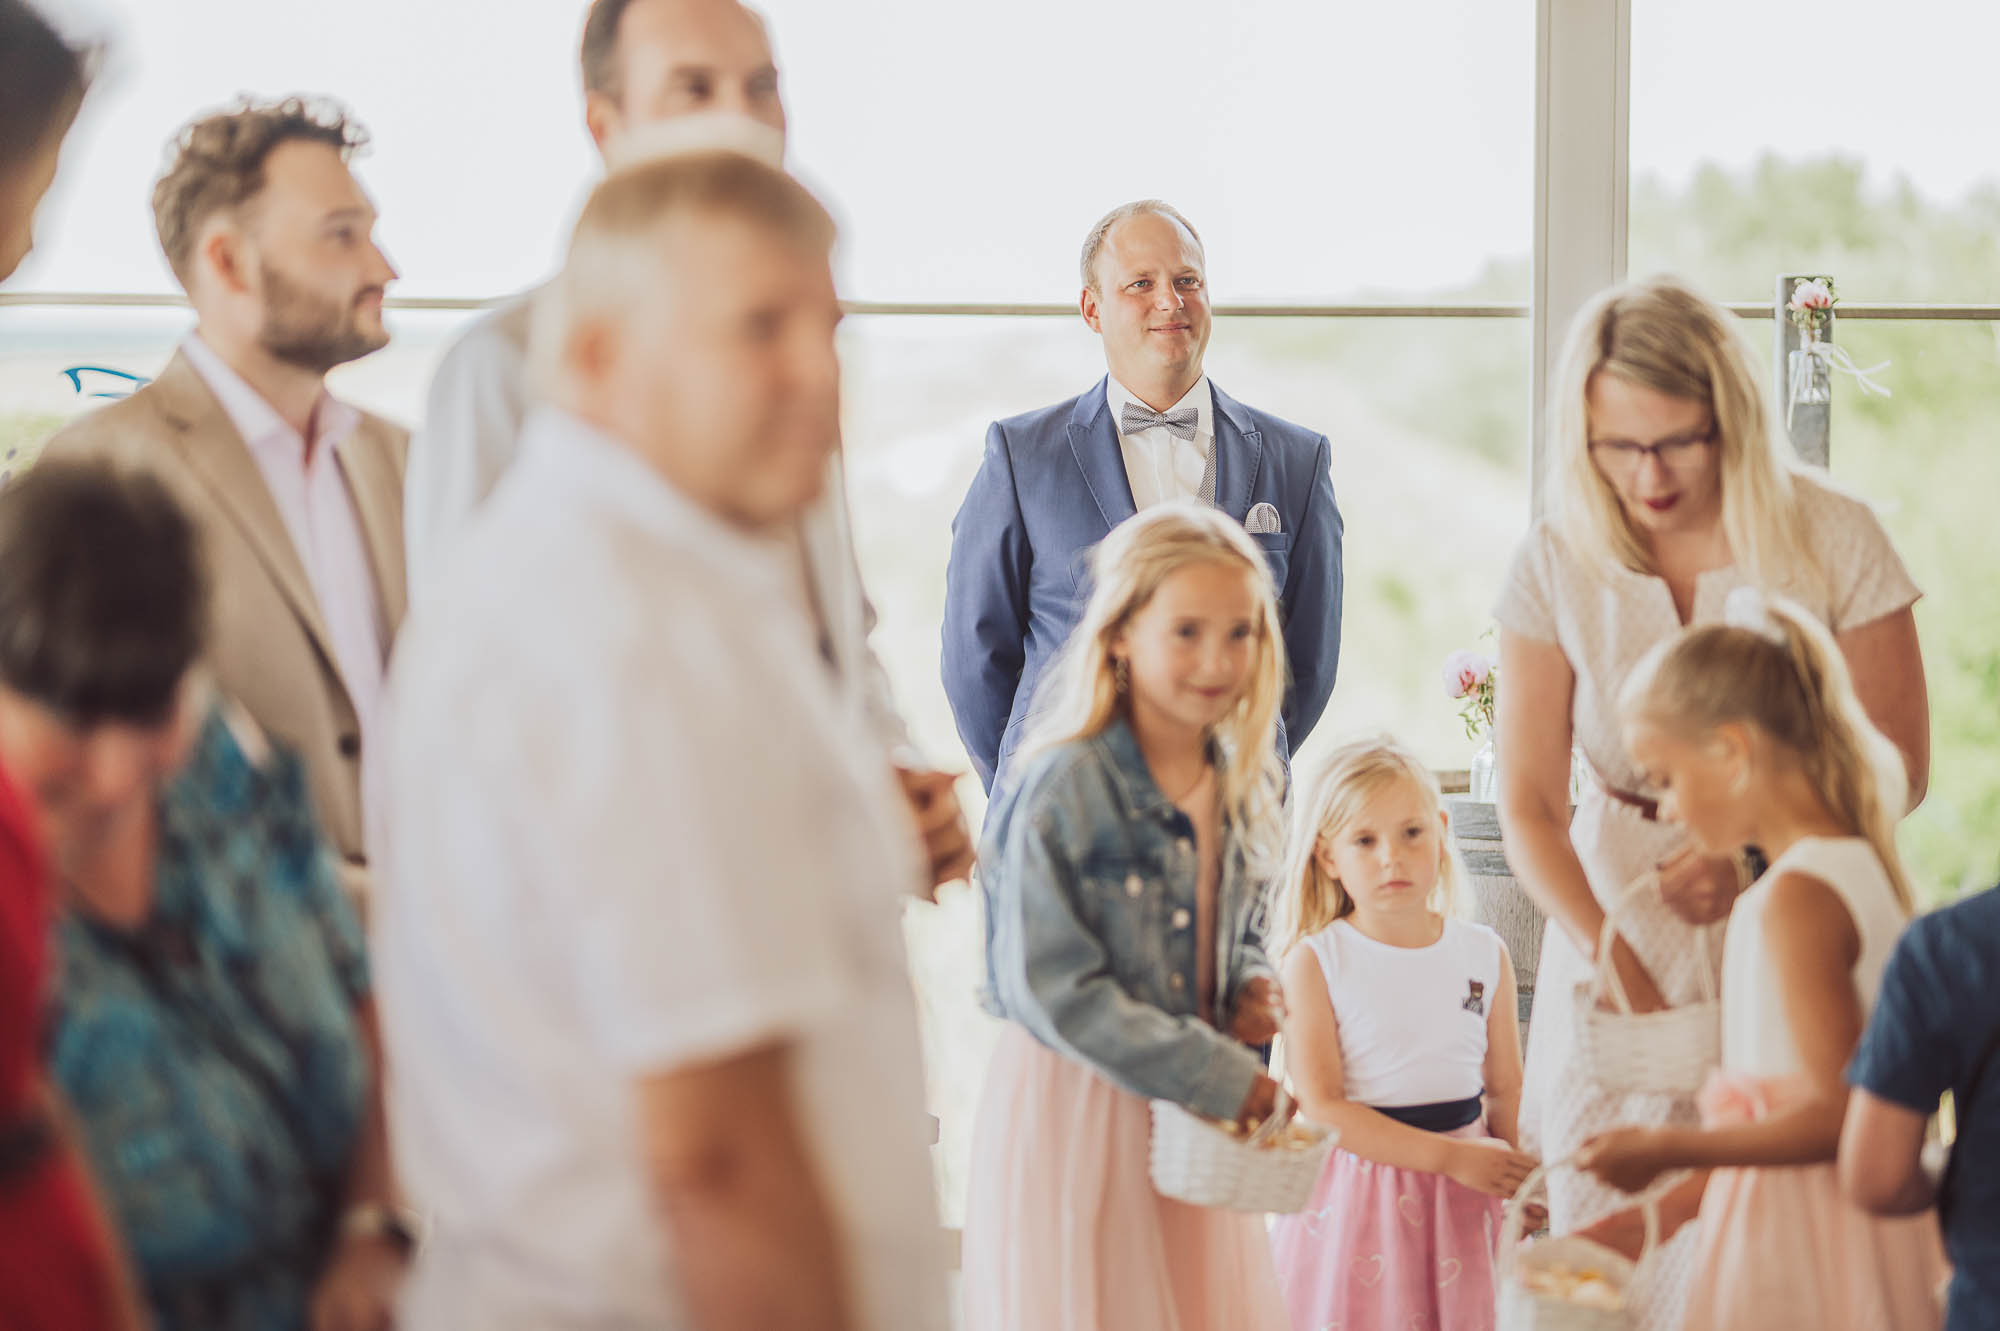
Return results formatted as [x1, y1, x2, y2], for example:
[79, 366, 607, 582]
[1491, 470, 1919, 1331]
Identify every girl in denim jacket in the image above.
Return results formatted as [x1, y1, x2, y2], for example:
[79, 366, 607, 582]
[959, 504, 1294, 1331]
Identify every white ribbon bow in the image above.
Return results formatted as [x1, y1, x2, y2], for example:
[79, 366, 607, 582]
[1788, 339, 1893, 428]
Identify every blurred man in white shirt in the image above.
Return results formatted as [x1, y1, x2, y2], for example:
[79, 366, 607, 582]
[377, 150, 949, 1331]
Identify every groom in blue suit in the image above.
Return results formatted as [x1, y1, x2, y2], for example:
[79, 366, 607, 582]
[943, 200, 1344, 793]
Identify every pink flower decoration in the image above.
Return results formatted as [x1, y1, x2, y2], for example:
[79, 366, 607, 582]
[1442, 649, 1493, 700]
[1789, 279, 1835, 312]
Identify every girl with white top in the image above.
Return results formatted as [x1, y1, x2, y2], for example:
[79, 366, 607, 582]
[1269, 737, 1533, 1331]
[1577, 589, 1947, 1330]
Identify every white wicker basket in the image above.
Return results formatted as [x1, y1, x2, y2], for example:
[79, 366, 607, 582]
[1148, 1091, 1337, 1213]
[1497, 1157, 1662, 1331]
[1572, 874, 1722, 1097]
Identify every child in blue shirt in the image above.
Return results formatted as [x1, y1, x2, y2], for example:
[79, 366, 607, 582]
[1843, 881, 2000, 1331]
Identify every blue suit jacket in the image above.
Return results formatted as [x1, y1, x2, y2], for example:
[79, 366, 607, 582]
[942, 376, 1344, 793]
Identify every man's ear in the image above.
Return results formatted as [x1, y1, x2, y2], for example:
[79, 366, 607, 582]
[196, 220, 253, 297]
[565, 310, 626, 390]
[584, 91, 623, 155]
[1079, 283, 1102, 333]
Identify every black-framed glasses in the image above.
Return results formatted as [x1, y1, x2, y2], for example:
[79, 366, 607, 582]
[1588, 427, 1716, 471]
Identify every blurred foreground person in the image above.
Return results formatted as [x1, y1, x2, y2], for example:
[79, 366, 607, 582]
[0, 9, 149, 1329]
[375, 151, 949, 1331]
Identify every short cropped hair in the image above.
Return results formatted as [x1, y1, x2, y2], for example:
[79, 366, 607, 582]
[532, 149, 835, 392]
[0, 460, 208, 727]
[152, 96, 369, 283]
[0, 0, 97, 174]
[580, 0, 642, 99]
[1079, 199, 1203, 291]
[580, 0, 774, 103]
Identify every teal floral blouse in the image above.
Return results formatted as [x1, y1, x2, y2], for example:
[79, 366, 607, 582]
[47, 708, 371, 1331]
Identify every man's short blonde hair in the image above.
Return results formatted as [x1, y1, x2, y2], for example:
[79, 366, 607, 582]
[531, 149, 835, 396]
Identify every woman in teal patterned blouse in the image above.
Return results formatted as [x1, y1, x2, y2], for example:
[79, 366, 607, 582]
[8, 461, 406, 1331]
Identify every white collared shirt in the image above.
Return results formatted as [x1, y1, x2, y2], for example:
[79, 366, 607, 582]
[1106, 373, 1214, 510]
[375, 407, 948, 1331]
[180, 335, 386, 744]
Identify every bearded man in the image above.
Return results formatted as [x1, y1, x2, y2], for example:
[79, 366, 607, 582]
[41, 97, 409, 904]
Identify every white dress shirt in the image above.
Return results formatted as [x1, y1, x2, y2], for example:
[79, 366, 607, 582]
[1106, 373, 1214, 509]
[375, 407, 948, 1331]
[181, 334, 386, 743]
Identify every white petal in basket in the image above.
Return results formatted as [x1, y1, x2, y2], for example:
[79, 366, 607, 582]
[1499, 1235, 1636, 1331]
[1497, 1156, 1678, 1331]
[1147, 1097, 1337, 1213]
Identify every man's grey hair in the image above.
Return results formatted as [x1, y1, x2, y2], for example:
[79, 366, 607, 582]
[1079, 199, 1203, 291]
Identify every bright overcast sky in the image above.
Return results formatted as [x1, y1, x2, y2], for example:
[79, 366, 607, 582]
[16, 0, 2000, 302]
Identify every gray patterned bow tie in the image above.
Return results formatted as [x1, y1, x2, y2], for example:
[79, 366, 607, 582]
[1119, 402, 1200, 442]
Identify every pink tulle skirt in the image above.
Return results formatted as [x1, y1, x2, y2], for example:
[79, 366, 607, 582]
[1683, 1072, 1949, 1331]
[959, 1025, 1291, 1331]
[1267, 1121, 1505, 1331]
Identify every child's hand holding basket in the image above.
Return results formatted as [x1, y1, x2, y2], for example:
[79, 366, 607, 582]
[1149, 1086, 1338, 1213]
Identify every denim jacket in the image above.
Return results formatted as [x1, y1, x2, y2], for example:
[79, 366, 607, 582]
[980, 716, 1276, 1122]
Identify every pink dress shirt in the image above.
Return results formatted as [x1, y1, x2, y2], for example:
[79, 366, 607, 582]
[180, 335, 387, 748]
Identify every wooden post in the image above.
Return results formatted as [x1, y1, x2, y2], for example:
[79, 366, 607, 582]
[1775, 273, 1832, 466]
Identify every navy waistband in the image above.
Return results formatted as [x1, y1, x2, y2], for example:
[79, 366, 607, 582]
[1373, 1094, 1483, 1133]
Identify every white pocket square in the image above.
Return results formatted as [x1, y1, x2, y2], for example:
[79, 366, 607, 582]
[1243, 502, 1282, 535]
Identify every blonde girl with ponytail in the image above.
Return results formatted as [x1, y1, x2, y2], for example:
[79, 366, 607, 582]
[1575, 587, 1947, 1331]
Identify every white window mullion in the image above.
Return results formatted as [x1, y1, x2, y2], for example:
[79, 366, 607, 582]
[1532, 0, 1632, 512]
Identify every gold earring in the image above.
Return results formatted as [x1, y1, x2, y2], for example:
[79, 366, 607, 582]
[1113, 657, 1130, 693]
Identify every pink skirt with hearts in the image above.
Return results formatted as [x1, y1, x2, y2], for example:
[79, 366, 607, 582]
[1267, 1122, 1506, 1331]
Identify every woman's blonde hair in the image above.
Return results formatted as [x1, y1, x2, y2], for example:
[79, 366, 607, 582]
[1023, 503, 1288, 873]
[1549, 275, 1823, 601]
[1270, 736, 1469, 956]
[1621, 595, 1915, 912]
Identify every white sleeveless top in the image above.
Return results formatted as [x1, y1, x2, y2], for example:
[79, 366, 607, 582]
[1720, 836, 1909, 1077]
[1302, 917, 1504, 1106]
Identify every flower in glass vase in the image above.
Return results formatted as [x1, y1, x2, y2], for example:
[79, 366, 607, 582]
[1787, 275, 1838, 338]
[1444, 647, 1500, 801]
[1442, 648, 1497, 740]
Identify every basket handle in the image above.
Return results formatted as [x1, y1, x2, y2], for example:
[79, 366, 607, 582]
[1496, 1153, 1681, 1289]
[1243, 1085, 1296, 1150]
[1590, 872, 1719, 1015]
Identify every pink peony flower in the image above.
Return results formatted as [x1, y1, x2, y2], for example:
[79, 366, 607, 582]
[1789, 279, 1835, 312]
[1442, 649, 1494, 700]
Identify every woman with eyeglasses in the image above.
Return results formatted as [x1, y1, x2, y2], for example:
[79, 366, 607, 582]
[1489, 276, 1929, 1330]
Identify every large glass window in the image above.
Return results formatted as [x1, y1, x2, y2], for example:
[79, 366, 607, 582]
[764, 0, 1532, 303]
[1630, 0, 2000, 904]
[1630, 0, 2000, 303]
[1819, 320, 2000, 903]
[18, 0, 595, 297]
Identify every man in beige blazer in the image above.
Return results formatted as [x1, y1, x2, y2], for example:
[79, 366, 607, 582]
[43, 97, 406, 903]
